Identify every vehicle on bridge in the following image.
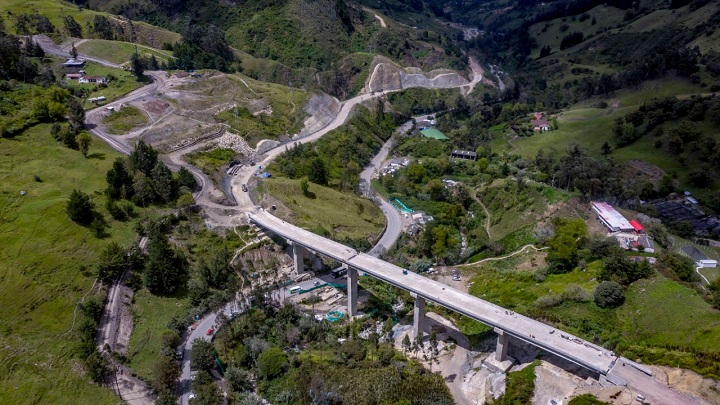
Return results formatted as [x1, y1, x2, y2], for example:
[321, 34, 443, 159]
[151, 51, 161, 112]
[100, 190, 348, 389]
[289, 286, 302, 294]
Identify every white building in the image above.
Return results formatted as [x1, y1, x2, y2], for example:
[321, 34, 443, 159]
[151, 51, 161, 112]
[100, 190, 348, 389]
[591, 201, 634, 232]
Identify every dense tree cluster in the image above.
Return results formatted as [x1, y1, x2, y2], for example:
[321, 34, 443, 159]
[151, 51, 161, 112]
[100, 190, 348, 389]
[545, 217, 587, 273]
[594, 281, 625, 308]
[187, 243, 239, 308]
[598, 248, 653, 286]
[205, 304, 452, 404]
[105, 141, 197, 209]
[657, 252, 698, 282]
[143, 224, 187, 294]
[273, 106, 395, 192]
[12, 13, 56, 35]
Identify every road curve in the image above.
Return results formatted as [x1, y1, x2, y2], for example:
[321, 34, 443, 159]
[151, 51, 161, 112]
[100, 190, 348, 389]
[360, 119, 416, 256]
[35, 34, 484, 402]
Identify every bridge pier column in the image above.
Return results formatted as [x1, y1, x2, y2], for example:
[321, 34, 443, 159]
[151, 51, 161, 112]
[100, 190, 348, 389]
[347, 267, 358, 317]
[494, 327, 509, 362]
[292, 243, 307, 273]
[413, 295, 426, 338]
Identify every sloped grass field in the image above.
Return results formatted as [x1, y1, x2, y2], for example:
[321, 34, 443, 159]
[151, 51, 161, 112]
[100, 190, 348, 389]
[184, 147, 236, 177]
[501, 79, 716, 196]
[0, 0, 179, 46]
[77, 39, 174, 65]
[618, 278, 720, 350]
[102, 104, 148, 134]
[126, 289, 190, 381]
[465, 255, 720, 377]
[260, 177, 384, 246]
[0, 124, 138, 404]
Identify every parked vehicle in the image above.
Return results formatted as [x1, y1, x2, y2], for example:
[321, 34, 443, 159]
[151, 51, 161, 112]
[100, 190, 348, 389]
[331, 268, 348, 278]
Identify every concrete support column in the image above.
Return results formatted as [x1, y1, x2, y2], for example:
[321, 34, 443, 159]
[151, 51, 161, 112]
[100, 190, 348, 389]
[292, 243, 307, 273]
[413, 295, 426, 338]
[347, 267, 358, 317]
[495, 327, 509, 362]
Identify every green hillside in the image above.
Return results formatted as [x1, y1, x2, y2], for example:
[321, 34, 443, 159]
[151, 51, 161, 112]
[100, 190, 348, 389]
[0, 0, 179, 47]
[88, 0, 468, 72]
[77, 39, 174, 65]
[0, 124, 138, 404]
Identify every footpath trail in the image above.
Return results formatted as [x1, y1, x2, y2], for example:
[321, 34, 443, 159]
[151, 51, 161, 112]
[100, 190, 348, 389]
[457, 244, 549, 268]
[471, 191, 492, 240]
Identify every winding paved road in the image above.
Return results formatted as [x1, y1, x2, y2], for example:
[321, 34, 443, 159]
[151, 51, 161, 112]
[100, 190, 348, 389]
[35, 35, 484, 403]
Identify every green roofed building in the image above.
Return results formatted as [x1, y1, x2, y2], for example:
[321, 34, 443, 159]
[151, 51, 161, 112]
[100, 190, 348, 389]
[420, 128, 449, 140]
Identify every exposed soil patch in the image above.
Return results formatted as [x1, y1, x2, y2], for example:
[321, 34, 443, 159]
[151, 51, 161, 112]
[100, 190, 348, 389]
[650, 365, 720, 404]
[625, 159, 666, 182]
[141, 98, 171, 119]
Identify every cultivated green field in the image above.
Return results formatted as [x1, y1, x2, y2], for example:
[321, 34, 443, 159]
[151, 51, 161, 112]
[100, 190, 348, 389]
[77, 39, 175, 65]
[0, 124, 138, 404]
[0, 0, 179, 47]
[102, 105, 148, 134]
[260, 177, 384, 243]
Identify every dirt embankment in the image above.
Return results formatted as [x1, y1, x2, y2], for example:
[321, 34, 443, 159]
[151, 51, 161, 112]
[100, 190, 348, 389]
[293, 93, 342, 140]
[365, 56, 470, 93]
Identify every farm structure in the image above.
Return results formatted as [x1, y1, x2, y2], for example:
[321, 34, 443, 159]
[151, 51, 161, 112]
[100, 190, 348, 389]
[681, 246, 718, 268]
[592, 201, 654, 252]
[654, 201, 720, 235]
[592, 201, 634, 232]
[451, 150, 477, 161]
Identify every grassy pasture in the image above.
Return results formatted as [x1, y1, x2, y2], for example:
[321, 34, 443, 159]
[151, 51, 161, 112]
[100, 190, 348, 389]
[528, 4, 626, 59]
[102, 104, 148, 134]
[184, 148, 237, 177]
[0, 123, 138, 404]
[502, 79, 710, 194]
[261, 177, 384, 243]
[126, 288, 190, 381]
[77, 39, 175, 65]
[465, 251, 720, 374]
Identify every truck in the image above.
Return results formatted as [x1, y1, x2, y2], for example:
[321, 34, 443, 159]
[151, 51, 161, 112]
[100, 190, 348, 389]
[332, 268, 348, 278]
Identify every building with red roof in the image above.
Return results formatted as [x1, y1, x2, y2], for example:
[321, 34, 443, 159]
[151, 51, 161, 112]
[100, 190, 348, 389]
[629, 220, 644, 233]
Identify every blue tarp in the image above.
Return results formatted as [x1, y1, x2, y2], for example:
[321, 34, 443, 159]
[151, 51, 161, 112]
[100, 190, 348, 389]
[257, 172, 272, 178]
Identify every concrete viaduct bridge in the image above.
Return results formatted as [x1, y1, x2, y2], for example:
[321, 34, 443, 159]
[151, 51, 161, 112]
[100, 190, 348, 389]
[248, 210, 619, 375]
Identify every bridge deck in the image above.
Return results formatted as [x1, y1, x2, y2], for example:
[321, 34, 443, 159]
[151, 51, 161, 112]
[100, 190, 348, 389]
[249, 210, 618, 374]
